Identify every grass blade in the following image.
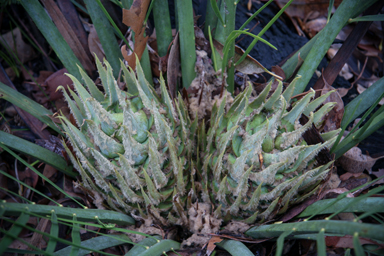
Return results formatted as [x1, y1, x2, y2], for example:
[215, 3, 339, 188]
[54, 234, 132, 256]
[138, 239, 180, 256]
[1, 202, 135, 226]
[83, 0, 123, 78]
[0, 82, 62, 134]
[293, 0, 377, 95]
[246, 220, 384, 242]
[210, 0, 225, 26]
[46, 211, 59, 254]
[334, 110, 384, 158]
[126, 235, 161, 256]
[21, 0, 83, 81]
[0, 144, 85, 207]
[94, 0, 130, 47]
[341, 76, 384, 128]
[217, 239, 255, 256]
[0, 131, 76, 177]
[327, 0, 334, 22]
[298, 197, 384, 217]
[349, 14, 384, 22]
[353, 232, 365, 256]
[275, 230, 293, 256]
[316, 228, 326, 256]
[152, 0, 172, 57]
[0, 212, 30, 255]
[1, 216, 119, 256]
[70, 214, 81, 256]
[176, 0, 196, 88]
[204, 0, 218, 37]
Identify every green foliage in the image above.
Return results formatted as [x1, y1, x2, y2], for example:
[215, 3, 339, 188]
[60, 57, 194, 224]
[216, 239, 255, 256]
[331, 86, 384, 159]
[176, 0, 196, 89]
[247, 220, 384, 244]
[0, 131, 75, 177]
[1, 0, 383, 255]
[288, 0, 378, 95]
[0, 82, 62, 134]
[20, 0, 83, 81]
[152, 0, 172, 57]
[83, 0, 123, 78]
[201, 79, 338, 221]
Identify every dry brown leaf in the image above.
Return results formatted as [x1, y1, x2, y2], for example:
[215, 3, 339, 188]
[339, 173, 371, 191]
[0, 67, 51, 139]
[167, 33, 180, 99]
[122, 0, 150, 33]
[355, 74, 379, 88]
[26, 218, 50, 255]
[8, 237, 31, 251]
[57, 0, 90, 59]
[37, 71, 55, 84]
[275, 0, 343, 37]
[205, 236, 223, 256]
[321, 188, 354, 198]
[271, 66, 286, 81]
[195, 26, 210, 52]
[42, 165, 59, 185]
[41, 0, 94, 75]
[276, 0, 340, 20]
[20, 67, 34, 81]
[88, 24, 105, 62]
[335, 80, 353, 98]
[32, 69, 74, 105]
[247, 0, 252, 10]
[122, 0, 151, 69]
[147, 44, 167, 77]
[372, 169, 384, 179]
[121, 35, 148, 70]
[337, 146, 384, 173]
[5, 67, 17, 81]
[10, 166, 39, 199]
[358, 43, 383, 58]
[339, 172, 364, 181]
[336, 86, 352, 98]
[234, 46, 282, 79]
[321, 82, 344, 132]
[357, 84, 384, 105]
[44, 69, 74, 100]
[51, 104, 71, 125]
[304, 17, 327, 38]
[371, 169, 384, 185]
[326, 235, 379, 249]
[0, 27, 36, 63]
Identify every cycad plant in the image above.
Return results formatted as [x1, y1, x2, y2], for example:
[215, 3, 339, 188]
[59, 55, 339, 230]
[1, 0, 384, 254]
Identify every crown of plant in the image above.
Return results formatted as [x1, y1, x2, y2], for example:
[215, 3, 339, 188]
[199, 79, 338, 223]
[59, 57, 197, 226]
[60, 57, 339, 229]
